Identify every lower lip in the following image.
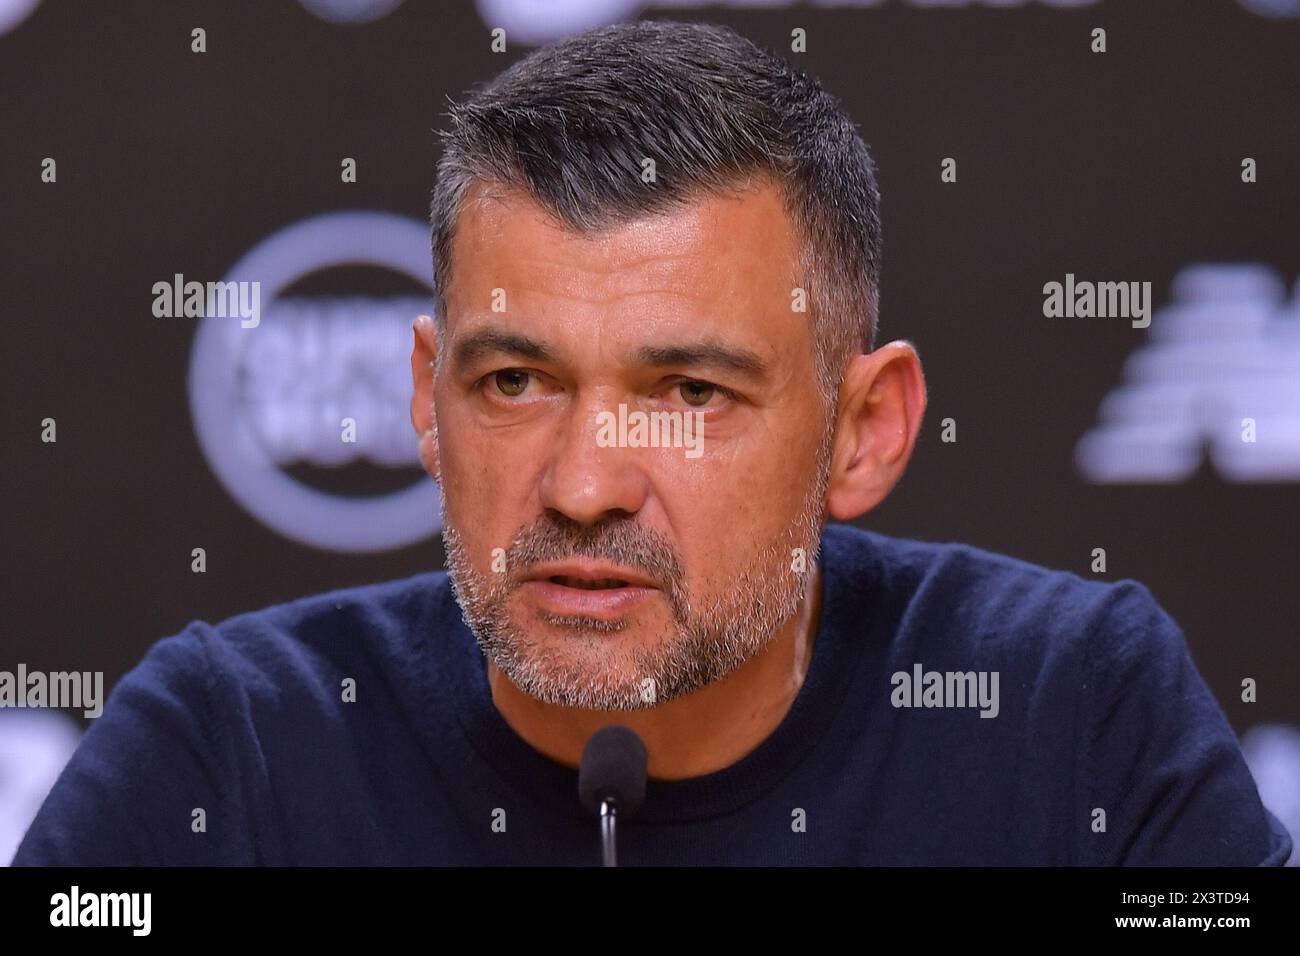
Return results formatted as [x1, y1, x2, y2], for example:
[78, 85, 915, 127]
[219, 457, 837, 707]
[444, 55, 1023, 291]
[521, 580, 658, 619]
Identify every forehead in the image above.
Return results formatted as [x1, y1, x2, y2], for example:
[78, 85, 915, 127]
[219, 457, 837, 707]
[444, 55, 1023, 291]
[444, 178, 800, 314]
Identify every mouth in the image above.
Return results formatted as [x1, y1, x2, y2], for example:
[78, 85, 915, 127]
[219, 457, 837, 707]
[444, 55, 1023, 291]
[522, 563, 660, 620]
[547, 575, 633, 590]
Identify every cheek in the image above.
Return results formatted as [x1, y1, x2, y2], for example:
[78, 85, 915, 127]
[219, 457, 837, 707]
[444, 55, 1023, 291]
[437, 403, 508, 486]
[437, 413, 546, 542]
[653, 455, 810, 571]
[658, 423, 818, 516]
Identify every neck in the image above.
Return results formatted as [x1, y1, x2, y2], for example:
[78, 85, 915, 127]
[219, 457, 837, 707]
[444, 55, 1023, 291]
[487, 561, 824, 781]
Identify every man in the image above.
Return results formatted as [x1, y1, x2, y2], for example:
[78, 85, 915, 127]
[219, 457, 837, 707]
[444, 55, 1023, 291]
[14, 20, 1290, 866]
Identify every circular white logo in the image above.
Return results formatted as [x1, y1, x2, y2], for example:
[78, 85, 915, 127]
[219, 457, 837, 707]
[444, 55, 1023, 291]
[188, 210, 442, 553]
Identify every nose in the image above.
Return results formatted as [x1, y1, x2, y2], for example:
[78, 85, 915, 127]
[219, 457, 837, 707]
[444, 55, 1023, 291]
[538, 394, 650, 526]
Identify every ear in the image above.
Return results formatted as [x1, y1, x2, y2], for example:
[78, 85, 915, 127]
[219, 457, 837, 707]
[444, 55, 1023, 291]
[410, 314, 441, 482]
[825, 340, 927, 521]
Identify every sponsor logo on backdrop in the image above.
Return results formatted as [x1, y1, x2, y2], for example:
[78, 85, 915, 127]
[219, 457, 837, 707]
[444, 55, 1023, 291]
[1239, 0, 1300, 16]
[296, 0, 405, 24]
[187, 210, 441, 552]
[1241, 723, 1300, 867]
[477, 0, 1299, 46]
[0, 0, 41, 37]
[1076, 263, 1300, 483]
[0, 711, 82, 866]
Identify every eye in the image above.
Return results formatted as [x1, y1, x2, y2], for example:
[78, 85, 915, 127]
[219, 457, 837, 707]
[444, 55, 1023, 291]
[487, 369, 532, 398]
[681, 379, 722, 405]
[673, 379, 735, 408]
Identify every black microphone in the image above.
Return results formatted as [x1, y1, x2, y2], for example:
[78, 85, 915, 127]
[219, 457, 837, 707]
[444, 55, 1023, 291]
[578, 725, 648, 867]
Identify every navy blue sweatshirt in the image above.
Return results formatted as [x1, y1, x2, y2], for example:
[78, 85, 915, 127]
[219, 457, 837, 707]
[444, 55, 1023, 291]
[13, 523, 1291, 866]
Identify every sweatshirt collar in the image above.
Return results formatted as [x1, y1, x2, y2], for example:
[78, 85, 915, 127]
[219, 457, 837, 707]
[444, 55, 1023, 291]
[435, 523, 877, 825]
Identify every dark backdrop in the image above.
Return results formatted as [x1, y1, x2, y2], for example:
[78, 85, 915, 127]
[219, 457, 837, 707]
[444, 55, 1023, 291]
[2, 0, 1297, 748]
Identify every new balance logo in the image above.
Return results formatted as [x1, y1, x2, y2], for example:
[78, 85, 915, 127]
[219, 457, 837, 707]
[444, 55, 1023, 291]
[1076, 263, 1300, 483]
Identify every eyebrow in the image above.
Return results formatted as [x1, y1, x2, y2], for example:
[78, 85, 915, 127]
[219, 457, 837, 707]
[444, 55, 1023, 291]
[453, 328, 559, 369]
[632, 342, 771, 382]
[452, 325, 772, 384]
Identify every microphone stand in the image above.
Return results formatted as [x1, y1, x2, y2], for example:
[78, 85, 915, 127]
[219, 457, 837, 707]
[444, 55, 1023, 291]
[599, 797, 618, 867]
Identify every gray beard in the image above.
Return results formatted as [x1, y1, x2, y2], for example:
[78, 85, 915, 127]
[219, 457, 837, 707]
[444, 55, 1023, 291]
[439, 427, 833, 710]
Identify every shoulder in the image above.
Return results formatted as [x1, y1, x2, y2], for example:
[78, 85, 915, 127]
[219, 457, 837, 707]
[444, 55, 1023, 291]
[129, 569, 454, 707]
[823, 521, 1163, 638]
[819, 522, 1179, 679]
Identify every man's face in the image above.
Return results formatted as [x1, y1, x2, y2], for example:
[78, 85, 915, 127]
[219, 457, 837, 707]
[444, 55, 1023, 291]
[431, 179, 835, 710]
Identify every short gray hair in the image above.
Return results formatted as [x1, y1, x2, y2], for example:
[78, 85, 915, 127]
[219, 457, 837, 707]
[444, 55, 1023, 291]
[430, 19, 882, 416]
